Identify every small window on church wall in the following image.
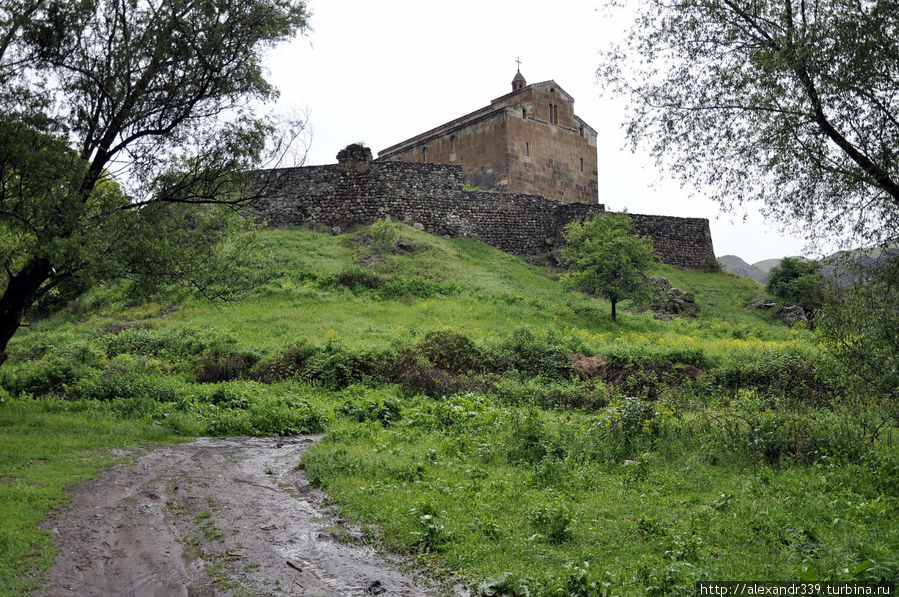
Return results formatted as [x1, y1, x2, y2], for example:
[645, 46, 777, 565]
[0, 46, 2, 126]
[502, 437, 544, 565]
[580, 158, 584, 172]
[579, 126, 584, 137]
[450, 135, 456, 154]
[522, 108, 527, 119]
[526, 142, 530, 156]
[422, 147, 428, 163]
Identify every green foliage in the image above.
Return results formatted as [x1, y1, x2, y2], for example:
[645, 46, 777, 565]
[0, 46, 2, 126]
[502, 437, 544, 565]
[417, 330, 484, 374]
[600, 0, 899, 246]
[528, 502, 574, 544]
[0, 0, 310, 364]
[370, 217, 397, 256]
[562, 213, 655, 320]
[766, 258, 825, 312]
[337, 386, 402, 427]
[817, 257, 899, 399]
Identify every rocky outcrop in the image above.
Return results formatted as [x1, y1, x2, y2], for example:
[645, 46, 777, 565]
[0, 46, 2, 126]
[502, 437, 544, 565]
[648, 277, 699, 320]
[749, 300, 809, 327]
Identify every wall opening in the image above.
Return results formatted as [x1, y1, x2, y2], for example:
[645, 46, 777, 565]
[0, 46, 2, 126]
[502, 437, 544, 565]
[526, 142, 530, 156]
[422, 147, 428, 163]
[580, 158, 584, 172]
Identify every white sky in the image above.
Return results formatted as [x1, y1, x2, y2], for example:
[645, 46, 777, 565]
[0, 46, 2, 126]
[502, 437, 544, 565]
[264, 0, 820, 264]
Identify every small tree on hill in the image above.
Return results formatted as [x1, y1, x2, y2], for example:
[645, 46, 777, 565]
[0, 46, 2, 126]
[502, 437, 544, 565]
[561, 213, 656, 321]
[766, 257, 825, 313]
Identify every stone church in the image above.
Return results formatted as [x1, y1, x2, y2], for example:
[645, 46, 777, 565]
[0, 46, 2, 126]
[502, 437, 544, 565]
[378, 70, 599, 205]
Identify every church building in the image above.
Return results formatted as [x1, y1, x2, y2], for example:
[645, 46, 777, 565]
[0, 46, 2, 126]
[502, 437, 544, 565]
[378, 69, 599, 205]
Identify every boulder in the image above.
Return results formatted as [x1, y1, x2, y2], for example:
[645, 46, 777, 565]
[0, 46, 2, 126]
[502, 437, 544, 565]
[648, 277, 699, 318]
[780, 305, 808, 327]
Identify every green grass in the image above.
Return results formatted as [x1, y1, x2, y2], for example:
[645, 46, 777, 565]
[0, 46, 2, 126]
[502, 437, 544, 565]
[2, 222, 894, 595]
[302, 389, 899, 595]
[0, 400, 182, 595]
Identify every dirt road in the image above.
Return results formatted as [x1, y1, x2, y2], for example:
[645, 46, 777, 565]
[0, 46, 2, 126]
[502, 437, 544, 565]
[35, 436, 459, 596]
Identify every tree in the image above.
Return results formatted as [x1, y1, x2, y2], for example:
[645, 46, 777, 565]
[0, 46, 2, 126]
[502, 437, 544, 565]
[599, 0, 899, 248]
[0, 0, 309, 367]
[561, 213, 656, 321]
[818, 255, 899, 399]
[766, 257, 825, 312]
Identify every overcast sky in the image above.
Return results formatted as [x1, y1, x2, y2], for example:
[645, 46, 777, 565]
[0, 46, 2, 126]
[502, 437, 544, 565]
[264, 0, 823, 263]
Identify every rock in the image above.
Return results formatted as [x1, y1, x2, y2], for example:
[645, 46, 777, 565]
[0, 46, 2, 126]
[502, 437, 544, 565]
[750, 299, 808, 326]
[412, 222, 425, 231]
[750, 299, 778, 310]
[570, 354, 606, 381]
[780, 304, 808, 327]
[648, 277, 699, 318]
[330, 225, 342, 236]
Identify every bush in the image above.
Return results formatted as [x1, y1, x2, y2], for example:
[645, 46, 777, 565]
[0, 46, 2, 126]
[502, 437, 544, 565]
[496, 329, 575, 379]
[491, 375, 606, 410]
[337, 387, 402, 427]
[251, 342, 317, 382]
[195, 348, 259, 382]
[302, 341, 362, 389]
[766, 257, 825, 312]
[370, 217, 397, 256]
[417, 330, 484, 373]
[528, 502, 574, 544]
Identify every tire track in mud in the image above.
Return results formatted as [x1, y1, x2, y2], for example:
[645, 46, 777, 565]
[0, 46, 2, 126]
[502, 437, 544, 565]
[35, 436, 459, 596]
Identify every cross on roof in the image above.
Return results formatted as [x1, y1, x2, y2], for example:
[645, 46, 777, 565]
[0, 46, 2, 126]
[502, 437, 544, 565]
[515, 57, 522, 71]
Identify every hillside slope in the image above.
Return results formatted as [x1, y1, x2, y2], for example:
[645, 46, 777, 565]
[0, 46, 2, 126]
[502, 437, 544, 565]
[6, 224, 895, 597]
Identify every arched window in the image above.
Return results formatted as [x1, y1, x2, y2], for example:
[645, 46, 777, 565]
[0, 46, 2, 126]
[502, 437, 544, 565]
[450, 135, 456, 154]
[422, 147, 428, 163]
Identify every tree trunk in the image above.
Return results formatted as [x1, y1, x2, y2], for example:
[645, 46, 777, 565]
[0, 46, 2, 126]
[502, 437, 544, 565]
[0, 258, 52, 368]
[611, 299, 618, 321]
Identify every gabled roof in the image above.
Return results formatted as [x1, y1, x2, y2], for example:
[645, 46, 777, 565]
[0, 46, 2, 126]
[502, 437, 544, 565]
[379, 78, 592, 158]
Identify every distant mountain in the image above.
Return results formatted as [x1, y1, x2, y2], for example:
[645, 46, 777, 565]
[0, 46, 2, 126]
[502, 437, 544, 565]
[717, 255, 768, 284]
[752, 259, 783, 274]
[720, 247, 898, 286]
[819, 247, 899, 285]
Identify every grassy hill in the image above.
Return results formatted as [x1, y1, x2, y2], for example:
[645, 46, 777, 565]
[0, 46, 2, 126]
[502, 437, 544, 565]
[2, 223, 896, 595]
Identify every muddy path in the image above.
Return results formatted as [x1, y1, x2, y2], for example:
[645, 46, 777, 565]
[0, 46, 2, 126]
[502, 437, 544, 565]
[35, 437, 461, 597]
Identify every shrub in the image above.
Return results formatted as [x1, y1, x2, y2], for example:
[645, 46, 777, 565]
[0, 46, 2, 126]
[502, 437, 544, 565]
[528, 502, 574, 544]
[337, 388, 402, 427]
[491, 375, 606, 410]
[302, 341, 362, 389]
[766, 257, 825, 312]
[195, 348, 259, 382]
[337, 267, 384, 290]
[390, 351, 470, 397]
[370, 217, 397, 255]
[251, 342, 317, 382]
[417, 330, 484, 373]
[507, 409, 548, 463]
[496, 329, 575, 379]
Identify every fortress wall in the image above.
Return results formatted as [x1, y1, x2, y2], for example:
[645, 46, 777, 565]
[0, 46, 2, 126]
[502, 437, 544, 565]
[250, 156, 715, 269]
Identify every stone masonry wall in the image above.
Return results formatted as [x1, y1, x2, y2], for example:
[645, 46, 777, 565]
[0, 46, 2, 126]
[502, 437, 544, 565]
[250, 148, 715, 269]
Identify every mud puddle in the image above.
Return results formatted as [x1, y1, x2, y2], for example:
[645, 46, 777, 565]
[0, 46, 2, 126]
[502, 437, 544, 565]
[35, 436, 462, 596]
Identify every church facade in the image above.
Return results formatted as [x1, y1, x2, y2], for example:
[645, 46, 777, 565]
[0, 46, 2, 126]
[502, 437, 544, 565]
[378, 71, 599, 205]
